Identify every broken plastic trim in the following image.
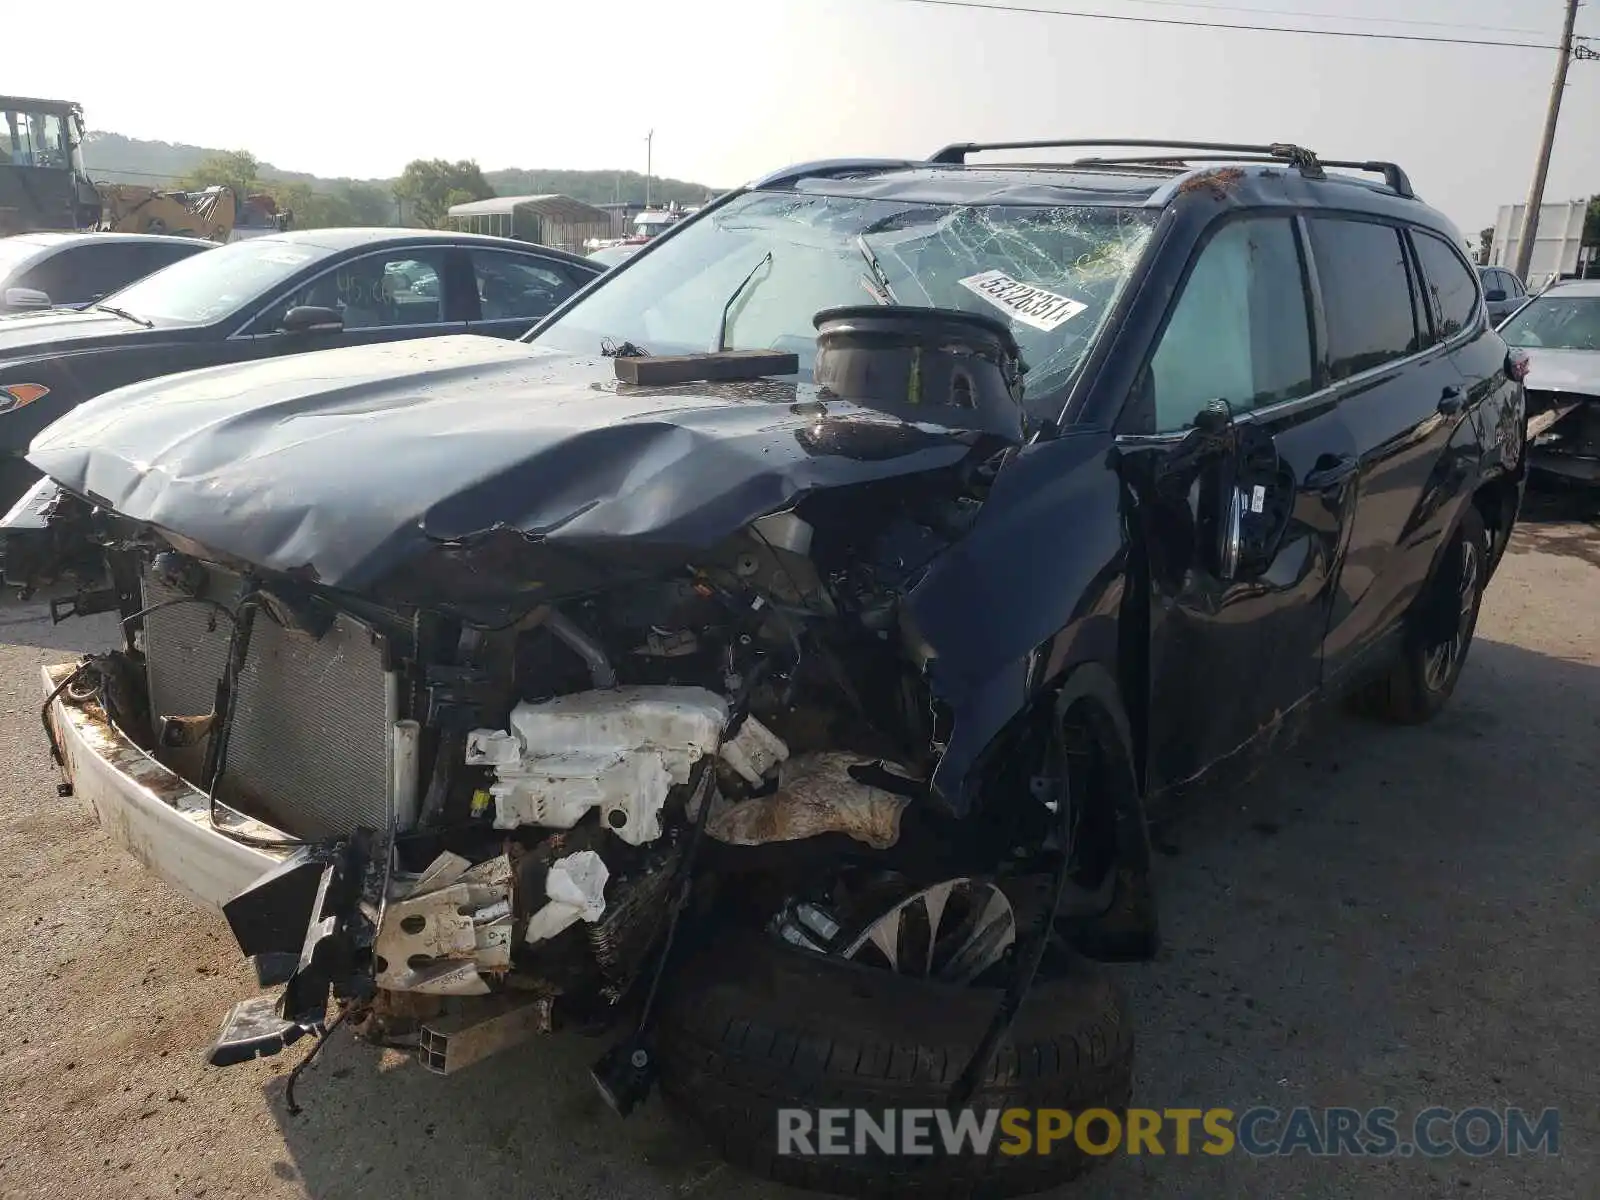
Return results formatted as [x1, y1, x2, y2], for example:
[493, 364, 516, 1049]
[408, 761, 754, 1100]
[40, 658, 94, 780]
[284, 1008, 350, 1116]
[590, 763, 718, 1116]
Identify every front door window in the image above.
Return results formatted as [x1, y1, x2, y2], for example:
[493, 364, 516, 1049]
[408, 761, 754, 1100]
[254, 250, 450, 331]
[1144, 217, 1316, 432]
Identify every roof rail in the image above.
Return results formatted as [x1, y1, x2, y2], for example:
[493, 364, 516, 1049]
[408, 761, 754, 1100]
[928, 139, 1413, 198]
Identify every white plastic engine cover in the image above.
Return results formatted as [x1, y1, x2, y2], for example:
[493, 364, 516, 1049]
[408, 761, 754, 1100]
[466, 686, 730, 845]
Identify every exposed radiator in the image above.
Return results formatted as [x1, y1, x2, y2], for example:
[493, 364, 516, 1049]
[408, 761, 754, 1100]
[141, 568, 397, 840]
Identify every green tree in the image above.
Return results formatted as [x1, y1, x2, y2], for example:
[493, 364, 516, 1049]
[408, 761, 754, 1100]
[394, 159, 494, 228]
[336, 181, 396, 226]
[261, 181, 335, 229]
[485, 167, 714, 208]
[1478, 227, 1495, 265]
[1585, 196, 1599, 247]
[180, 150, 262, 195]
[260, 180, 397, 231]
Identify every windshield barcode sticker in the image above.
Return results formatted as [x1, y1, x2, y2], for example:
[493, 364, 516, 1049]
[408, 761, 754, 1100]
[958, 270, 1087, 332]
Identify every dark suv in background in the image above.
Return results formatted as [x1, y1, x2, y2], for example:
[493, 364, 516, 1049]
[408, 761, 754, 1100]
[17, 139, 1525, 1199]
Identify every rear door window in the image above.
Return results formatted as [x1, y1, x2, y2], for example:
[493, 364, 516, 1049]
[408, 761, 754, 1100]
[1306, 218, 1420, 379]
[1145, 216, 1315, 432]
[469, 251, 583, 323]
[135, 240, 208, 278]
[16, 244, 145, 306]
[1412, 232, 1482, 340]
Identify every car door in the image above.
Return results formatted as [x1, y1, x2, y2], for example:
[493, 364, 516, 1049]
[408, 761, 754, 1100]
[1501, 270, 1530, 321]
[235, 246, 469, 354]
[1304, 216, 1466, 688]
[464, 249, 594, 339]
[1482, 270, 1513, 324]
[1116, 213, 1360, 794]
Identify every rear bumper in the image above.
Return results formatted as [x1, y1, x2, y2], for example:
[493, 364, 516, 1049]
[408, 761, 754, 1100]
[41, 662, 294, 912]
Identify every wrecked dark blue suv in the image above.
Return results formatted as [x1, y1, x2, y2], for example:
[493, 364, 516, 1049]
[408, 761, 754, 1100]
[21, 140, 1525, 1198]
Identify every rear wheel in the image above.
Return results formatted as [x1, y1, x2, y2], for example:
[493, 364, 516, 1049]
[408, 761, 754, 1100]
[1354, 505, 1488, 724]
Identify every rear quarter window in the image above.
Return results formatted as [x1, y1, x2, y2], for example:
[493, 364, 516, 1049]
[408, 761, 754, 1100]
[1412, 232, 1482, 339]
[1306, 218, 1420, 380]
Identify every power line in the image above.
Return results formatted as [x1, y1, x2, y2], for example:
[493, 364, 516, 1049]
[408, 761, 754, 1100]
[870, 0, 1563, 49]
[1105, 0, 1550, 38]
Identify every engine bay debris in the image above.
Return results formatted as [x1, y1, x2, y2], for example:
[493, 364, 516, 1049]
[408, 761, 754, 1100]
[706, 752, 912, 849]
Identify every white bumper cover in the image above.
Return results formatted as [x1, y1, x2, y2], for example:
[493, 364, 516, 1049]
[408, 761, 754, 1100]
[40, 663, 292, 912]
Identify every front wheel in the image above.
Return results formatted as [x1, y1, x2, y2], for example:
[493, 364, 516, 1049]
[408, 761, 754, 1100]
[654, 931, 1133, 1199]
[1354, 505, 1489, 724]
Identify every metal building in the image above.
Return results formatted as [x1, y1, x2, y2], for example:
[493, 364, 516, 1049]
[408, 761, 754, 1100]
[445, 194, 612, 254]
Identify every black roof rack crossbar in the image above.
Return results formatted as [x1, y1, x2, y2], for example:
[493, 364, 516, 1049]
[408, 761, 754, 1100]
[928, 139, 1412, 198]
[1072, 153, 1288, 168]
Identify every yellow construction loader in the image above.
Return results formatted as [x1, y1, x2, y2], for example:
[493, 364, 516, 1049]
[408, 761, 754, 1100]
[93, 183, 291, 241]
[2, 95, 290, 241]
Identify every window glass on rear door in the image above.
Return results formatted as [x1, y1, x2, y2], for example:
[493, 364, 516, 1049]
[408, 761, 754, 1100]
[470, 250, 582, 323]
[16, 243, 149, 306]
[1412, 231, 1482, 341]
[1306, 218, 1420, 379]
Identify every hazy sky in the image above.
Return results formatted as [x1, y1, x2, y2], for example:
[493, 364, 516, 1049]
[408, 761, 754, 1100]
[19, 0, 1598, 236]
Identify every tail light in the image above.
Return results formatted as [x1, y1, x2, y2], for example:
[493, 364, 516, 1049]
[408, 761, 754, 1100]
[1506, 350, 1531, 383]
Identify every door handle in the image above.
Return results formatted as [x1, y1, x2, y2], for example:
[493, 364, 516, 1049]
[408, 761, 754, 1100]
[1305, 454, 1358, 491]
[1438, 385, 1465, 415]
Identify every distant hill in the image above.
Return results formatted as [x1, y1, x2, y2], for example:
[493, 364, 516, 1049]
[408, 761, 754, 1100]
[81, 131, 719, 207]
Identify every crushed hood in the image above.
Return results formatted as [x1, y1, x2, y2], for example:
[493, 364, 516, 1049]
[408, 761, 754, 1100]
[29, 335, 992, 614]
[1522, 347, 1600, 400]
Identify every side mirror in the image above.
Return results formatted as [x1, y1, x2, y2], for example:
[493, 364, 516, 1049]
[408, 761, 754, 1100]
[279, 305, 343, 335]
[3, 287, 53, 311]
[1485, 289, 1507, 303]
[1157, 401, 1288, 582]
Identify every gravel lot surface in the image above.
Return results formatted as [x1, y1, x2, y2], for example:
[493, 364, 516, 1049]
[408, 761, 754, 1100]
[0, 501, 1593, 1200]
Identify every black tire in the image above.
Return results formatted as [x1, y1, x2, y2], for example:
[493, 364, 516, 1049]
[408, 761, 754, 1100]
[1354, 505, 1489, 725]
[654, 931, 1134, 1199]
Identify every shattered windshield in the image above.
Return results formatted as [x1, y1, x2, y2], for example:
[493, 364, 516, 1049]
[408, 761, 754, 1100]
[1499, 295, 1600, 353]
[531, 190, 1158, 418]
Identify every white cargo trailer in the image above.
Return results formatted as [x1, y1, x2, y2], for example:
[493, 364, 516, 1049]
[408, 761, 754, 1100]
[1491, 200, 1588, 290]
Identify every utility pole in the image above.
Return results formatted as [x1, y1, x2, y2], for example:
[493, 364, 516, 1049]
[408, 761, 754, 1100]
[645, 130, 654, 209]
[1514, 0, 1582, 281]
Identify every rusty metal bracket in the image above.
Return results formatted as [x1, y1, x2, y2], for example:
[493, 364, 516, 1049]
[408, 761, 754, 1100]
[416, 994, 554, 1075]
